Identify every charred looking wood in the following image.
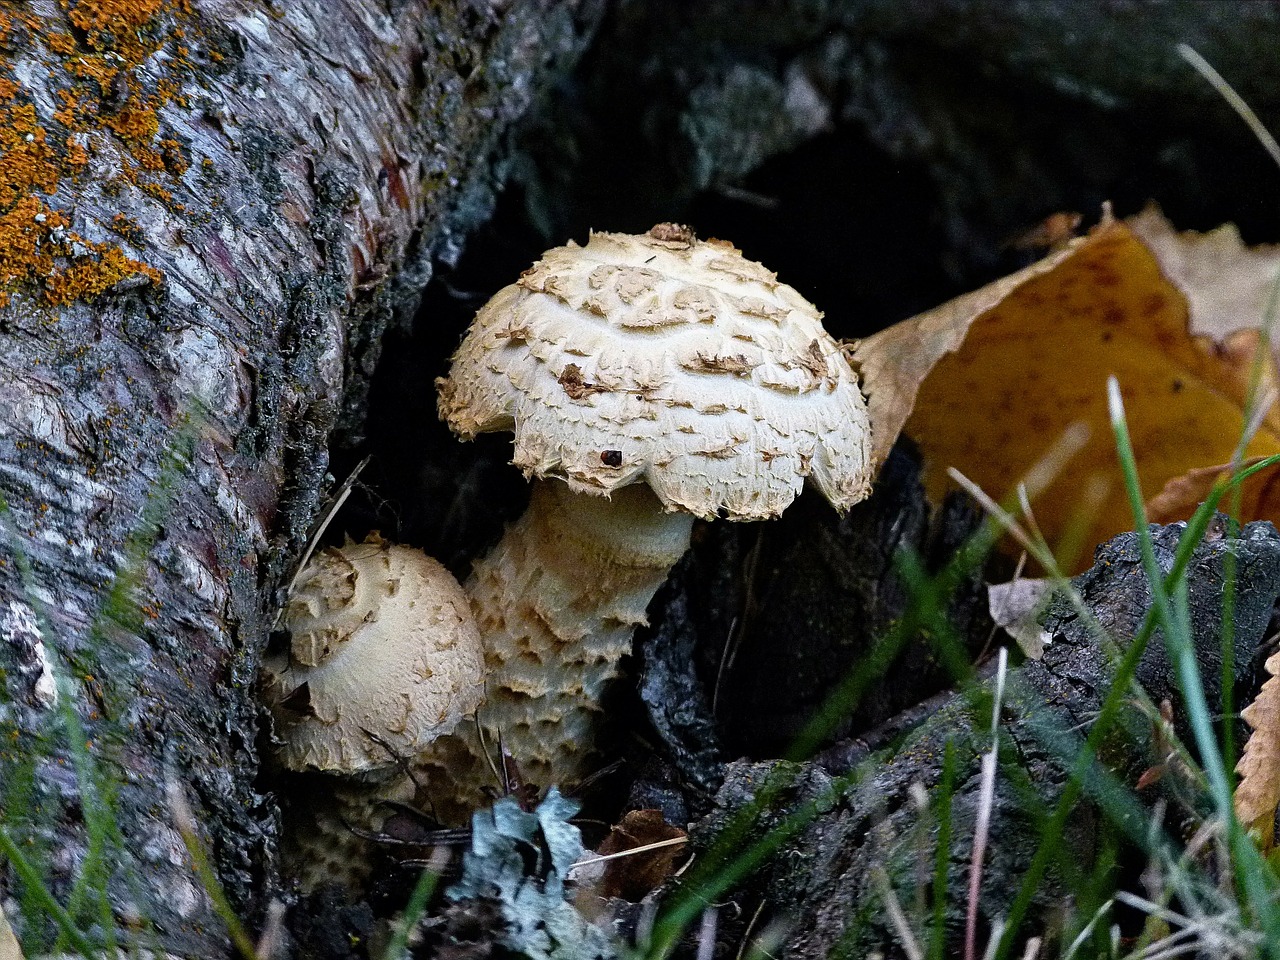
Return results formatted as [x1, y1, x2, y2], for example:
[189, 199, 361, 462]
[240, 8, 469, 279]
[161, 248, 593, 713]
[669, 519, 1280, 959]
[638, 440, 991, 778]
[813, 656, 1004, 777]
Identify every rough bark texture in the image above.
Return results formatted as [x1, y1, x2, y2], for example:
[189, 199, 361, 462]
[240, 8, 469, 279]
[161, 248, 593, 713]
[0, 1, 601, 956]
[677, 520, 1280, 959]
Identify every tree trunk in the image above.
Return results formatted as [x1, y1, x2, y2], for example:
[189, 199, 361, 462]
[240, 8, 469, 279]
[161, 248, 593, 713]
[0, 1, 601, 956]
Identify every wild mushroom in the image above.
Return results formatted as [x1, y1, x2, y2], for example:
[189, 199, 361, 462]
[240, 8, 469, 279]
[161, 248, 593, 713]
[262, 532, 485, 884]
[262, 531, 485, 774]
[432, 223, 874, 812]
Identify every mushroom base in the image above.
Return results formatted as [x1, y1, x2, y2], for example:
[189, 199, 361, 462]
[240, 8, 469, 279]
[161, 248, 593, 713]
[412, 480, 695, 822]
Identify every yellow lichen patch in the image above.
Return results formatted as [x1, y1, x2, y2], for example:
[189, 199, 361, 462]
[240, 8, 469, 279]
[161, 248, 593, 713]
[45, 246, 162, 305]
[109, 213, 145, 246]
[0, 104, 59, 208]
[0, 199, 68, 291]
[0, 0, 205, 307]
[66, 0, 166, 44]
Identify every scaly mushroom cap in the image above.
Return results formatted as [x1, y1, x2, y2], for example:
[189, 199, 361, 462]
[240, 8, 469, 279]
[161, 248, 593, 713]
[437, 224, 873, 519]
[263, 534, 485, 774]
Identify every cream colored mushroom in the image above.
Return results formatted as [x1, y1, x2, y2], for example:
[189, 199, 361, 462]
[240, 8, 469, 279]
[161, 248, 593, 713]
[263, 532, 486, 887]
[262, 532, 485, 774]
[431, 223, 874, 814]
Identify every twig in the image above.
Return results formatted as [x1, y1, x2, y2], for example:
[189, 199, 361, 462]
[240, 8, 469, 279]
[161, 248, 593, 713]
[568, 835, 689, 873]
[696, 907, 720, 960]
[279, 455, 370, 619]
[736, 899, 769, 960]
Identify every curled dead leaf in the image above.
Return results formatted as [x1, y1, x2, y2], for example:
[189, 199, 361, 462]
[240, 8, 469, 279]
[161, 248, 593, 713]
[1144, 456, 1273, 524]
[582, 809, 687, 902]
[1236, 648, 1280, 849]
[987, 577, 1053, 659]
[855, 207, 1280, 571]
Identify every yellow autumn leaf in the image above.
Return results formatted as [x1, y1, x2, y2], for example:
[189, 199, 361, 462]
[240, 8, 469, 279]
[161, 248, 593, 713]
[854, 208, 1280, 570]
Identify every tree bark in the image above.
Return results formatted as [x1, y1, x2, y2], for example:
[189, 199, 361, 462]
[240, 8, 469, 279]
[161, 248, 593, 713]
[0, 1, 601, 956]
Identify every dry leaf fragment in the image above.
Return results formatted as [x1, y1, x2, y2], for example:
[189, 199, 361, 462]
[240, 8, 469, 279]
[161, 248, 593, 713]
[1135, 700, 1180, 792]
[1144, 456, 1273, 524]
[1129, 204, 1280, 352]
[987, 577, 1053, 659]
[1236, 648, 1280, 849]
[592, 809, 687, 901]
[1005, 210, 1083, 253]
[854, 209, 1280, 570]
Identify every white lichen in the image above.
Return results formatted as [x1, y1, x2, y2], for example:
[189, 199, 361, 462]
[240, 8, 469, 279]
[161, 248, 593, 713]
[2, 599, 57, 708]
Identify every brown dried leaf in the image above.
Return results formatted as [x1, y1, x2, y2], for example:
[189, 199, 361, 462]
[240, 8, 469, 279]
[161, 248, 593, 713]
[595, 809, 687, 901]
[1145, 456, 1271, 524]
[1236, 648, 1280, 848]
[854, 208, 1280, 571]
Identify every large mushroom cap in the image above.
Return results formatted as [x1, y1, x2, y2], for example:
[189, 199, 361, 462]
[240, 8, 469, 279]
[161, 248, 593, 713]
[437, 224, 873, 520]
[263, 534, 485, 774]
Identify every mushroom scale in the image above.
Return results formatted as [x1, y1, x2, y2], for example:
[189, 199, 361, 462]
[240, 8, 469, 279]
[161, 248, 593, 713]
[431, 224, 875, 812]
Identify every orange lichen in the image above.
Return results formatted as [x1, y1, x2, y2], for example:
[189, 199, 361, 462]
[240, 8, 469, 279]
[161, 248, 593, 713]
[109, 213, 144, 246]
[45, 31, 76, 56]
[67, 0, 166, 43]
[65, 141, 88, 167]
[106, 105, 161, 144]
[0, 0, 205, 307]
[45, 246, 162, 304]
[159, 138, 187, 175]
[134, 145, 167, 172]
[0, 199, 67, 294]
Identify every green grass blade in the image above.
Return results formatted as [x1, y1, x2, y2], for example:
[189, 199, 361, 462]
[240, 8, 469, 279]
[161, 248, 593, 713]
[0, 826, 99, 957]
[994, 449, 1280, 957]
[1105, 377, 1280, 956]
[928, 740, 957, 960]
[382, 859, 443, 960]
[167, 780, 260, 960]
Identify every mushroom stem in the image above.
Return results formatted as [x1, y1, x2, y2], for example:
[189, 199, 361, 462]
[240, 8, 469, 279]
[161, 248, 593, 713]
[418, 480, 694, 818]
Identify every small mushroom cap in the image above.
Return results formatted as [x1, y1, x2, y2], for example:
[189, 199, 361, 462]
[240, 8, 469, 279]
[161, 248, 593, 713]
[437, 225, 873, 520]
[262, 534, 485, 774]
